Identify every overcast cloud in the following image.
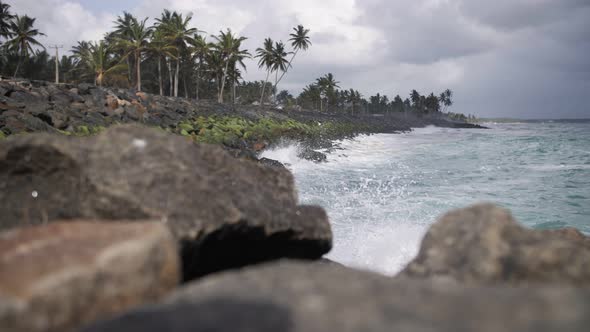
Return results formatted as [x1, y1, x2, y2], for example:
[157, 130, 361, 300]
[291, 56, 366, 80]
[9, 0, 590, 118]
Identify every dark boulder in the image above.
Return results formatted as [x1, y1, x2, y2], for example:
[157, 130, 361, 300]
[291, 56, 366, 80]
[401, 203, 590, 285]
[80, 260, 590, 332]
[0, 125, 332, 280]
[258, 157, 287, 169]
[297, 147, 327, 163]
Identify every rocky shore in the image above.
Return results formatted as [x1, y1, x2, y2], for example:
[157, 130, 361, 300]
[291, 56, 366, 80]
[1, 80, 588, 332]
[0, 79, 485, 162]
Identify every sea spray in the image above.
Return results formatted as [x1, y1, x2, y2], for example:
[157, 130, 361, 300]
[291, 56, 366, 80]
[263, 122, 590, 275]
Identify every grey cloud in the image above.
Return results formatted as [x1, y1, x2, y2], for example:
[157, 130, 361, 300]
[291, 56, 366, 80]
[356, 1, 497, 64]
[457, 0, 590, 32]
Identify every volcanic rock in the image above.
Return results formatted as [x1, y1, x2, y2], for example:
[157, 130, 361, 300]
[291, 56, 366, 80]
[0, 125, 332, 279]
[80, 260, 590, 332]
[0, 221, 179, 332]
[401, 203, 590, 285]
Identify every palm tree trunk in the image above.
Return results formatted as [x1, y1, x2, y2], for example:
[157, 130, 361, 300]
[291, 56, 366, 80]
[13, 58, 21, 78]
[97, 72, 104, 87]
[158, 56, 163, 96]
[174, 59, 180, 97]
[183, 75, 188, 98]
[273, 70, 278, 103]
[195, 64, 200, 100]
[276, 49, 298, 86]
[167, 59, 173, 96]
[136, 51, 141, 91]
[127, 57, 132, 83]
[232, 81, 236, 104]
[218, 60, 230, 103]
[260, 69, 270, 105]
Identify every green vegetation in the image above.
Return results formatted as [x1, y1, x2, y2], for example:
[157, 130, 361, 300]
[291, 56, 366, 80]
[174, 116, 363, 147]
[0, 130, 6, 139]
[57, 125, 106, 137]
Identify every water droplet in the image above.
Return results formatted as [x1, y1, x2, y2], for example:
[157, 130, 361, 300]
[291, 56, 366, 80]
[32, 191, 38, 198]
[132, 138, 147, 150]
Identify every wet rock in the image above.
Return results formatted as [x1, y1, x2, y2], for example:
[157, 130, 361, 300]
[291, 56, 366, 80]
[0, 221, 179, 332]
[0, 125, 332, 280]
[81, 260, 590, 332]
[401, 203, 590, 285]
[297, 147, 327, 163]
[258, 157, 287, 169]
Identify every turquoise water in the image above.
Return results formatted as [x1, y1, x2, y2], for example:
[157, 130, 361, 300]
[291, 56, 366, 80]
[262, 122, 590, 275]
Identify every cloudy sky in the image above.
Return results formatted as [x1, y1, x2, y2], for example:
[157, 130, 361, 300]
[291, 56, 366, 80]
[9, 0, 590, 119]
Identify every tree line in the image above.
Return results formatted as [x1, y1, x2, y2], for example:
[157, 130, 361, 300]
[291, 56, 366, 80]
[0, 1, 473, 120]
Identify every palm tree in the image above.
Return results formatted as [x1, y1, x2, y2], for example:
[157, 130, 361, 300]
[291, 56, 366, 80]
[316, 73, 339, 112]
[255, 37, 274, 104]
[438, 89, 453, 113]
[188, 34, 211, 100]
[157, 11, 196, 97]
[211, 29, 250, 103]
[270, 41, 291, 103]
[148, 28, 176, 95]
[410, 90, 421, 110]
[74, 40, 127, 86]
[299, 83, 321, 110]
[111, 12, 137, 83]
[116, 17, 152, 91]
[227, 64, 242, 104]
[0, 1, 14, 40]
[275, 25, 311, 87]
[6, 15, 45, 78]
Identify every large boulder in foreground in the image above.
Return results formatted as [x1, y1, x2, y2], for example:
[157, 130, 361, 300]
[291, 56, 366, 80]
[0, 125, 332, 279]
[81, 260, 590, 332]
[0, 221, 179, 332]
[401, 203, 590, 285]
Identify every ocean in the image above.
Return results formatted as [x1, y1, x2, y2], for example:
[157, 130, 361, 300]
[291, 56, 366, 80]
[261, 121, 590, 275]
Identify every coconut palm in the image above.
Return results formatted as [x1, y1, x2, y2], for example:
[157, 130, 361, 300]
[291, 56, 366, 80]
[275, 25, 311, 86]
[156, 11, 197, 97]
[211, 29, 250, 103]
[442, 88, 453, 111]
[111, 12, 138, 82]
[148, 28, 176, 95]
[227, 63, 242, 104]
[255, 37, 274, 104]
[188, 34, 211, 100]
[5, 15, 45, 78]
[316, 73, 339, 112]
[116, 17, 152, 91]
[74, 40, 127, 86]
[410, 90, 421, 109]
[299, 83, 321, 110]
[270, 41, 291, 102]
[0, 1, 14, 40]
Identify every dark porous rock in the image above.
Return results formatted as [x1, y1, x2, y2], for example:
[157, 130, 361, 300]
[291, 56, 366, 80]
[297, 147, 327, 163]
[258, 157, 287, 169]
[0, 125, 332, 280]
[81, 260, 590, 332]
[401, 203, 590, 285]
[0, 221, 179, 332]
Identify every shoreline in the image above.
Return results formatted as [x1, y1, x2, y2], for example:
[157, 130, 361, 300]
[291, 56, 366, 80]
[0, 79, 486, 162]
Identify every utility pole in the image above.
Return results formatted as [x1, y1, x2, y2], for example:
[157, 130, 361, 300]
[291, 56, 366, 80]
[48, 45, 63, 84]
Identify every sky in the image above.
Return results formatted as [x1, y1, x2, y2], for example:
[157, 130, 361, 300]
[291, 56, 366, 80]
[9, 0, 590, 119]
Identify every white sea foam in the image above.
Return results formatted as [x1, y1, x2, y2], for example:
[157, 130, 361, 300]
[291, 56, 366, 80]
[262, 122, 590, 275]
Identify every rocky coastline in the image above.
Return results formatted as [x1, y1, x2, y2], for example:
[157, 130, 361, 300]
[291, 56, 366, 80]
[1, 79, 588, 332]
[0, 78, 485, 163]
